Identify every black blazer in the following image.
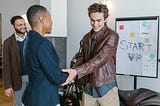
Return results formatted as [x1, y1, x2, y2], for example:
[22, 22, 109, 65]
[22, 30, 68, 106]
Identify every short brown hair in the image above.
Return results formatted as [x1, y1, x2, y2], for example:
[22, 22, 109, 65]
[88, 3, 109, 19]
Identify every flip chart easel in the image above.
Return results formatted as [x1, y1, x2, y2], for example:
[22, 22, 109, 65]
[115, 16, 159, 89]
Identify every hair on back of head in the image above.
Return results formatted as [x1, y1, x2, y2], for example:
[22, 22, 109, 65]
[26, 5, 47, 26]
[10, 16, 23, 25]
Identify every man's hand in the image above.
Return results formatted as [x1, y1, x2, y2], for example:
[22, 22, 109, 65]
[61, 69, 77, 86]
[4, 88, 14, 97]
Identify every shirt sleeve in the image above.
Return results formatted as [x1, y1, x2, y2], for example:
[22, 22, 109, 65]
[37, 40, 68, 85]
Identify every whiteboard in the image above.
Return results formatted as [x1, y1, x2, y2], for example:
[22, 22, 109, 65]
[115, 16, 159, 78]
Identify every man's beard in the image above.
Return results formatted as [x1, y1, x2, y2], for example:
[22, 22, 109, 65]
[15, 28, 26, 34]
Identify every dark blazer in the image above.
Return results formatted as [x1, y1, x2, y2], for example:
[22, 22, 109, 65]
[22, 30, 68, 106]
[2, 34, 22, 91]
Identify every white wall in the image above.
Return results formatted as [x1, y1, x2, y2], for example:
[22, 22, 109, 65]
[0, 0, 39, 42]
[67, 0, 160, 92]
[67, 0, 99, 67]
[40, 0, 67, 37]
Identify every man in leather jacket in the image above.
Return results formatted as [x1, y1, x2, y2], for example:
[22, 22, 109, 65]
[62, 3, 119, 106]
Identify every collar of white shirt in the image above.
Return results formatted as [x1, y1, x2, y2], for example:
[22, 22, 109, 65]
[15, 32, 27, 42]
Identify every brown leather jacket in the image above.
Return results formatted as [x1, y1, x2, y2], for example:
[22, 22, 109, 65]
[73, 26, 119, 87]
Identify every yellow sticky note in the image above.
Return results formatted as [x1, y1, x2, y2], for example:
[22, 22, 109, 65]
[130, 32, 135, 38]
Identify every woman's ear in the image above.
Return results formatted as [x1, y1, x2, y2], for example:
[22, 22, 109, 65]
[39, 16, 43, 23]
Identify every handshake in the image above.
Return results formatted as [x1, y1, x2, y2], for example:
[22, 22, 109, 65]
[61, 69, 77, 86]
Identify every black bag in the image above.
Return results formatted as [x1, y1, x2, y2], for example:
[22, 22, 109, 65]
[70, 40, 82, 68]
[59, 83, 81, 106]
[70, 40, 86, 90]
